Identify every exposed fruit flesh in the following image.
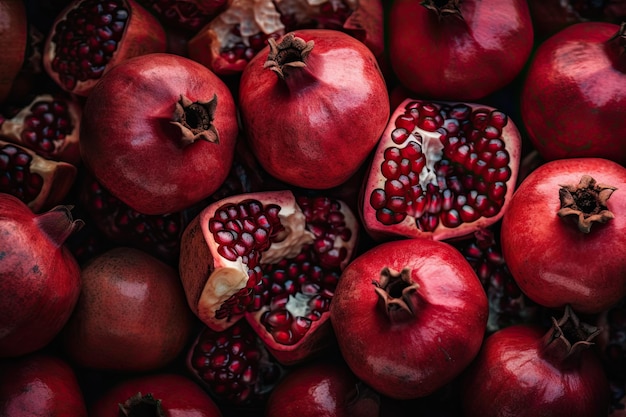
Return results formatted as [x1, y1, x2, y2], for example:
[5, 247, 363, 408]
[0, 143, 44, 203]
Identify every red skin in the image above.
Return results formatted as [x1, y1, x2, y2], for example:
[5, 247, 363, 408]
[80, 52, 238, 215]
[0, 353, 88, 417]
[90, 373, 222, 417]
[265, 360, 380, 417]
[501, 158, 626, 314]
[330, 238, 488, 399]
[461, 324, 609, 417]
[388, 0, 534, 101]
[61, 247, 195, 372]
[521, 22, 626, 166]
[239, 29, 390, 190]
[0, 0, 27, 104]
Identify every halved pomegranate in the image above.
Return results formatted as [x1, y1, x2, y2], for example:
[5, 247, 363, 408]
[187, 0, 384, 75]
[0, 93, 82, 165]
[136, 0, 232, 33]
[179, 190, 358, 364]
[361, 98, 522, 241]
[43, 0, 167, 96]
[0, 139, 76, 212]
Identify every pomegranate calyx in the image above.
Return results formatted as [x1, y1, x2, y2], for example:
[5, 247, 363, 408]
[118, 392, 166, 417]
[373, 267, 420, 323]
[557, 174, 617, 233]
[263, 33, 314, 80]
[540, 305, 600, 365]
[171, 94, 220, 145]
[606, 22, 626, 71]
[421, 0, 463, 20]
[35, 205, 85, 248]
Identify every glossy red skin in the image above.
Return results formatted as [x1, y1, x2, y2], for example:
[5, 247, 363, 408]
[521, 22, 626, 166]
[61, 247, 194, 371]
[0, 353, 88, 417]
[0, 0, 27, 104]
[501, 158, 626, 314]
[238, 29, 390, 190]
[329, 238, 488, 399]
[0, 194, 81, 357]
[80, 52, 238, 215]
[388, 0, 534, 101]
[265, 360, 379, 417]
[90, 373, 222, 417]
[461, 324, 610, 417]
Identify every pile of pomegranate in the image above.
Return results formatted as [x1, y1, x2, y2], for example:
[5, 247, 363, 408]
[1, 0, 625, 416]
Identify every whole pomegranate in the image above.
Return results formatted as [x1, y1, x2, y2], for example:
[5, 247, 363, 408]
[0, 353, 88, 416]
[388, 0, 534, 101]
[90, 373, 222, 417]
[238, 29, 389, 189]
[501, 158, 626, 314]
[61, 246, 195, 372]
[521, 22, 626, 166]
[461, 306, 610, 417]
[80, 52, 238, 215]
[179, 190, 359, 364]
[330, 238, 488, 399]
[361, 98, 522, 241]
[43, 0, 167, 96]
[0, 0, 28, 104]
[265, 359, 380, 417]
[0, 193, 83, 357]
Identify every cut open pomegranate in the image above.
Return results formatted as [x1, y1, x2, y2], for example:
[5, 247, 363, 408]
[179, 190, 358, 364]
[361, 98, 522, 241]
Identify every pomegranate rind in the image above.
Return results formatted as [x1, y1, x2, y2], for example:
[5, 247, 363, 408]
[179, 190, 315, 331]
[43, 0, 167, 97]
[0, 0, 28, 104]
[361, 98, 521, 242]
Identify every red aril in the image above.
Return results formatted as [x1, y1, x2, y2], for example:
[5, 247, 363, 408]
[330, 238, 488, 399]
[79, 52, 238, 215]
[0, 193, 83, 357]
[501, 157, 626, 314]
[43, 0, 167, 96]
[238, 29, 389, 189]
[361, 98, 521, 241]
[388, 0, 534, 101]
[521, 22, 626, 166]
[461, 306, 610, 417]
[179, 190, 358, 364]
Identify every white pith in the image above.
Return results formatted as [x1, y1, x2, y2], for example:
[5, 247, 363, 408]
[211, 0, 358, 49]
[414, 130, 445, 192]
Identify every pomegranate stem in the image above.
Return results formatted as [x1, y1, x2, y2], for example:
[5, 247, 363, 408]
[263, 33, 314, 80]
[35, 205, 84, 248]
[557, 175, 617, 233]
[421, 0, 464, 20]
[373, 267, 421, 323]
[118, 392, 166, 417]
[171, 94, 220, 146]
[606, 22, 626, 72]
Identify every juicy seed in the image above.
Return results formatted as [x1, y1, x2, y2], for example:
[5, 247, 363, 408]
[371, 100, 513, 231]
[50, 0, 129, 90]
[0, 144, 43, 203]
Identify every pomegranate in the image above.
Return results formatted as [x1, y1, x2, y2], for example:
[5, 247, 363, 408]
[43, 0, 167, 96]
[500, 158, 626, 314]
[136, 0, 232, 33]
[90, 373, 222, 417]
[61, 246, 195, 372]
[80, 52, 239, 215]
[0, 353, 88, 416]
[521, 22, 626, 166]
[187, 320, 284, 406]
[330, 238, 488, 399]
[387, 0, 534, 101]
[0, 139, 77, 212]
[461, 305, 610, 417]
[179, 190, 359, 364]
[0, 193, 83, 357]
[187, 0, 384, 75]
[0, 0, 28, 104]
[597, 300, 626, 415]
[238, 29, 389, 189]
[361, 98, 522, 241]
[527, 0, 626, 41]
[265, 359, 380, 417]
[0, 93, 82, 165]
